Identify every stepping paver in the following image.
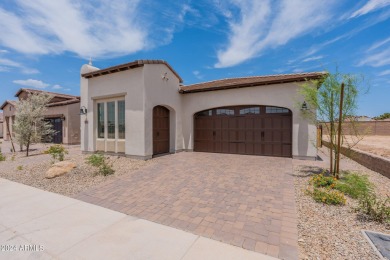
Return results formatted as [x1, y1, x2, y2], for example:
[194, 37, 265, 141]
[76, 152, 299, 259]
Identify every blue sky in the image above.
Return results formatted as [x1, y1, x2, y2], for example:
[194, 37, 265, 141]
[0, 0, 389, 116]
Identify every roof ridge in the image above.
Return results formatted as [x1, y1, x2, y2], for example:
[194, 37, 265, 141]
[18, 88, 79, 98]
[183, 71, 327, 87]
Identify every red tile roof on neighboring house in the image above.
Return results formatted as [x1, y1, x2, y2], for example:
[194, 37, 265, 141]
[179, 72, 327, 93]
[0, 100, 18, 110]
[15, 88, 80, 100]
[81, 59, 183, 83]
[46, 99, 80, 107]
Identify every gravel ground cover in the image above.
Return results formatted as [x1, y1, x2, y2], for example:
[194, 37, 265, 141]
[323, 135, 390, 159]
[294, 148, 390, 260]
[0, 141, 153, 196]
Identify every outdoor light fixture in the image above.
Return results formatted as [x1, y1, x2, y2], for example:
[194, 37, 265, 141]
[301, 101, 309, 111]
[80, 106, 87, 115]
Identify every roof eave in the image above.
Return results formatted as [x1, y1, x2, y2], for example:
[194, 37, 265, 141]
[180, 75, 325, 94]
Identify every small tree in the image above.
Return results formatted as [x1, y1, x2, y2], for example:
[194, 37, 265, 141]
[13, 92, 56, 156]
[373, 113, 390, 120]
[299, 69, 368, 178]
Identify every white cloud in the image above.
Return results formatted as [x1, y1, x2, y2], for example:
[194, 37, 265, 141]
[0, 66, 9, 72]
[13, 79, 50, 89]
[21, 68, 40, 74]
[358, 37, 390, 67]
[359, 49, 390, 67]
[0, 57, 40, 74]
[368, 36, 390, 51]
[0, 49, 8, 53]
[378, 69, 390, 76]
[215, 0, 338, 68]
[0, 58, 21, 67]
[302, 56, 324, 62]
[63, 88, 71, 91]
[350, 0, 390, 18]
[52, 85, 63, 90]
[192, 70, 204, 79]
[0, 0, 147, 58]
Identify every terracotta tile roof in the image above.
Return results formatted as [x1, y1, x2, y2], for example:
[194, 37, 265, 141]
[179, 72, 327, 93]
[15, 88, 79, 100]
[46, 99, 80, 107]
[0, 100, 17, 110]
[81, 59, 183, 83]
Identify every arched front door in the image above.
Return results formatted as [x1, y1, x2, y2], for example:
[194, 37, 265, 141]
[153, 106, 170, 155]
[194, 105, 292, 157]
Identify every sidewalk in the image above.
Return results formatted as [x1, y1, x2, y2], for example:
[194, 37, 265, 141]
[0, 178, 277, 260]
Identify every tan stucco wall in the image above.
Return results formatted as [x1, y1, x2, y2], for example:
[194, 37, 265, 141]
[2, 103, 16, 141]
[81, 67, 144, 156]
[81, 64, 317, 159]
[143, 64, 184, 157]
[66, 102, 81, 144]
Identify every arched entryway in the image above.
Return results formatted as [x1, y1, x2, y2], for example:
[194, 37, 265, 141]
[153, 106, 170, 155]
[194, 105, 292, 157]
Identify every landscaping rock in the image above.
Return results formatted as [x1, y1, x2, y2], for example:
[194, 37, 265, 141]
[45, 161, 77, 179]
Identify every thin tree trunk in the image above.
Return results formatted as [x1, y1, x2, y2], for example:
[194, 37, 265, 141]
[5, 118, 16, 153]
[26, 142, 29, 157]
[329, 92, 334, 175]
[336, 83, 345, 178]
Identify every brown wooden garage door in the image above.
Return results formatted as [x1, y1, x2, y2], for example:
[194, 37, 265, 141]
[194, 105, 292, 157]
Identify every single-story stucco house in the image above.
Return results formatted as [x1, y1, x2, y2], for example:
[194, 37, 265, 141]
[1, 88, 81, 144]
[80, 60, 325, 160]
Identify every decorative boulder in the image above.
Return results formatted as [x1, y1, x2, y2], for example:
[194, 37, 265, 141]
[45, 161, 76, 179]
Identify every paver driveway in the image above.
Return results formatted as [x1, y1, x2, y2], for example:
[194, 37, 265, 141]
[76, 152, 298, 259]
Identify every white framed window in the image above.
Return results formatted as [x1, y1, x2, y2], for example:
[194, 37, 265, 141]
[96, 98, 125, 153]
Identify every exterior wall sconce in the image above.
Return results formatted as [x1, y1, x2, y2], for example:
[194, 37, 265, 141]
[161, 72, 169, 81]
[301, 101, 309, 111]
[80, 106, 87, 115]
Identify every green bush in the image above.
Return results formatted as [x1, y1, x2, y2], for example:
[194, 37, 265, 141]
[356, 194, 390, 223]
[308, 188, 346, 205]
[310, 173, 337, 188]
[0, 152, 6, 161]
[45, 144, 68, 162]
[86, 153, 114, 176]
[17, 165, 23, 171]
[86, 153, 105, 167]
[335, 172, 373, 199]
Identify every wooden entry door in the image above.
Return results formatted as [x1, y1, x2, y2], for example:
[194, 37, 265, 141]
[153, 106, 170, 155]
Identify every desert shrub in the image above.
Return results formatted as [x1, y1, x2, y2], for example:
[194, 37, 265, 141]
[99, 163, 115, 176]
[44, 144, 68, 162]
[335, 172, 373, 199]
[307, 188, 346, 205]
[310, 173, 337, 188]
[86, 153, 114, 176]
[0, 151, 5, 161]
[17, 165, 23, 170]
[356, 194, 390, 223]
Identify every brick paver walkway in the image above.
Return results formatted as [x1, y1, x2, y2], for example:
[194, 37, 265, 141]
[76, 152, 298, 259]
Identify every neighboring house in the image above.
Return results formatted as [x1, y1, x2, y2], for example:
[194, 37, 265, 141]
[0, 112, 3, 138]
[1, 100, 17, 142]
[1, 89, 81, 144]
[345, 115, 372, 121]
[80, 60, 325, 160]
